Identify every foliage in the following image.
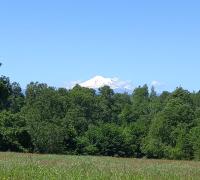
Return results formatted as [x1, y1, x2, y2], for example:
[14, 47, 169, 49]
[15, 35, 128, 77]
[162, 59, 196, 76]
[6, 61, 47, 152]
[0, 75, 200, 160]
[76, 123, 136, 157]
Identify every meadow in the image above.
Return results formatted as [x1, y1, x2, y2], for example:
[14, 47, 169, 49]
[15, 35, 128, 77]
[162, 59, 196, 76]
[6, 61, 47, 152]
[0, 153, 199, 180]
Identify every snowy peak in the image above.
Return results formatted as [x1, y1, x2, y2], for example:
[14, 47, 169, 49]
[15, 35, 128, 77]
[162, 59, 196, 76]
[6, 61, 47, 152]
[80, 76, 115, 89]
[79, 75, 134, 92]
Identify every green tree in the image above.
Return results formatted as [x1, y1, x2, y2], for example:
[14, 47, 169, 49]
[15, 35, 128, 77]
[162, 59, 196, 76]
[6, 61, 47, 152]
[98, 86, 115, 123]
[23, 83, 66, 153]
[29, 121, 65, 153]
[77, 123, 136, 157]
[143, 98, 194, 159]
[0, 76, 12, 110]
[9, 82, 25, 113]
[0, 111, 32, 152]
[189, 123, 200, 160]
[131, 85, 149, 121]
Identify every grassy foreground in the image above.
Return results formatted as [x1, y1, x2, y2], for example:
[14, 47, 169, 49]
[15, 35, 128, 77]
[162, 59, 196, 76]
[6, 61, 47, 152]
[0, 153, 200, 180]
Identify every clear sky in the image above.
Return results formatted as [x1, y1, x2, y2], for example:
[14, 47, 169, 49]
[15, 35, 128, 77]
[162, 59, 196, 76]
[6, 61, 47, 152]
[0, 0, 200, 92]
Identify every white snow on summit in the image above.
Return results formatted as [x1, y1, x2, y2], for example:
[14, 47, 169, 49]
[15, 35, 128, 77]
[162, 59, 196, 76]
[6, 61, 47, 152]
[79, 75, 134, 91]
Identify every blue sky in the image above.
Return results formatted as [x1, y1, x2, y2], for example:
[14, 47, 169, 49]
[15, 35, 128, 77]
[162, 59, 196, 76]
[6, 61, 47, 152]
[0, 0, 200, 92]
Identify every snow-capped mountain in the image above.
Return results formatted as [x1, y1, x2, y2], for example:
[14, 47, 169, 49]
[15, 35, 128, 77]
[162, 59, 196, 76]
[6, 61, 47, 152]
[79, 75, 134, 93]
[80, 76, 115, 89]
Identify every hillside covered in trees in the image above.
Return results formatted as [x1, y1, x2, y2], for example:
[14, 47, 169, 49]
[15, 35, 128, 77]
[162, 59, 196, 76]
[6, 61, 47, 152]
[1, 75, 200, 160]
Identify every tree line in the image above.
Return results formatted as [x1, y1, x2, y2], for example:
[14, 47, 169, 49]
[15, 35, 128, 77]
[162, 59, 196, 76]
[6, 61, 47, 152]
[0, 75, 200, 160]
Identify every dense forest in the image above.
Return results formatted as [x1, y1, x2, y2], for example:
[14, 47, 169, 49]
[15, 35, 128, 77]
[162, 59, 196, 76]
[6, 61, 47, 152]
[1, 74, 200, 160]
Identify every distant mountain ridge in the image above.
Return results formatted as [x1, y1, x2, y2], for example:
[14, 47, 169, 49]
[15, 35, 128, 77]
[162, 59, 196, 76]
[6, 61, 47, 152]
[79, 75, 133, 93]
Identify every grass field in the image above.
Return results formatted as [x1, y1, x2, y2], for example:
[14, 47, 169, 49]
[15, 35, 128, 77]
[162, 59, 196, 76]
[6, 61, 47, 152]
[0, 153, 200, 180]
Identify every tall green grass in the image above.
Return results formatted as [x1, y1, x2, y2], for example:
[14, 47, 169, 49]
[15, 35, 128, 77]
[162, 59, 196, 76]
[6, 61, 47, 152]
[0, 152, 199, 179]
